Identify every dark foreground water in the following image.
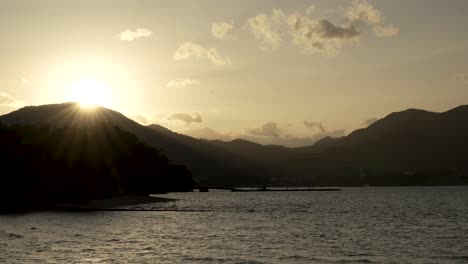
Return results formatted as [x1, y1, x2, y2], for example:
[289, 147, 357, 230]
[1, 187, 467, 263]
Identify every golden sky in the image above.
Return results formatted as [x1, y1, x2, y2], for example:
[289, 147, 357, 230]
[1, 0, 468, 146]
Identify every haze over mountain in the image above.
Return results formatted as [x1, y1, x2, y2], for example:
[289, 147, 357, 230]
[180, 126, 347, 148]
[1, 103, 467, 186]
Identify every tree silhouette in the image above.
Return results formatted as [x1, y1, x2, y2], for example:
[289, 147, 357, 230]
[0, 122, 194, 212]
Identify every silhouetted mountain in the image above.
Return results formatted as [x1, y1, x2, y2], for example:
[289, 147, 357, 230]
[204, 106, 468, 186]
[0, 103, 273, 186]
[2, 103, 467, 188]
[0, 121, 194, 213]
[282, 106, 468, 185]
[144, 125, 276, 185]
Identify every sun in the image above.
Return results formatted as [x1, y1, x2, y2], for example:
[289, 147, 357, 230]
[68, 79, 113, 109]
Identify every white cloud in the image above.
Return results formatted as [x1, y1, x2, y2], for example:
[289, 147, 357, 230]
[168, 112, 203, 124]
[0, 92, 27, 108]
[280, 130, 346, 147]
[285, 0, 396, 55]
[174, 42, 205, 60]
[166, 79, 200, 88]
[244, 0, 398, 55]
[246, 122, 282, 137]
[132, 111, 204, 126]
[132, 114, 151, 126]
[174, 42, 231, 65]
[212, 22, 234, 39]
[241, 124, 346, 147]
[117, 28, 152, 41]
[133, 117, 346, 147]
[247, 10, 286, 50]
[304, 121, 326, 132]
[346, 0, 399, 38]
[181, 126, 344, 147]
[345, 0, 382, 25]
[288, 14, 360, 56]
[373, 25, 399, 37]
[131, 112, 169, 126]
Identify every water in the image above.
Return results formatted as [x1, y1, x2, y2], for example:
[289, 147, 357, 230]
[1, 187, 467, 263]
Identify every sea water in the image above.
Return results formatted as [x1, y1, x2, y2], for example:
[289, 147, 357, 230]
[1, 187, 467, 263]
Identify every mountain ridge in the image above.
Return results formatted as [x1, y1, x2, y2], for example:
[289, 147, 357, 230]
[0, 103, 274, 186]
[2, 103, 467, 186]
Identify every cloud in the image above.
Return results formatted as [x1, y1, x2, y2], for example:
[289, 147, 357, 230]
[288, 14, 360, 55]
[247, 9, 285, 50]
[117, 28, 152, 41]
[282, 129, 346, 147]
[132, 114, 150, 125]
[136, 117, 345, 147]
[244, 1, 397, 55]
[242, 120, 348, 147]
[373, 25, 399, 37]
[246, 122, 282, 138]
[212, 22, 234, 39]
[0, 92, 27, 108]
[131, 112, 171, 126]
[132, 111, 205, 126]
[345, 0, 382, 25]
[363, 118, 378, 127]
[346, 0, 399, 38]
[304, 121, 326, 132]
[174, 42, 231, 65]
[240, 128, 346, 147]
[168, 112, 203, 124]
[285, 0, 397, 55]
[166, 79, 200, 88]
[181, 124, 345, 147]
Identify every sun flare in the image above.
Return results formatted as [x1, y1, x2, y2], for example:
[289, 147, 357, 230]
[67, 79, 113, 109]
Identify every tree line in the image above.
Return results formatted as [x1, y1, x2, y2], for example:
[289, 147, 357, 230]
[0, 122, 195, 212]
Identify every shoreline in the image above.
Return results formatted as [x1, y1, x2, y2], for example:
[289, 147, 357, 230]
[54, 195, 174, 211]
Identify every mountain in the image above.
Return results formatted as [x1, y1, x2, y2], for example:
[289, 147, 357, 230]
[283, 106, 468, 185]
[181, 127, 233, 141]
[0, 121, 195, 212]
[0, 103, 273, 186]
[204, 106, 468, 186]
[2, 103, 468, 187]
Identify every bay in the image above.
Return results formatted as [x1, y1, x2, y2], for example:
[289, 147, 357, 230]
[1, 187, 467, 263]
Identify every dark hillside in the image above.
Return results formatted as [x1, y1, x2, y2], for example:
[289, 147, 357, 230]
[0, 122, 194, 212]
